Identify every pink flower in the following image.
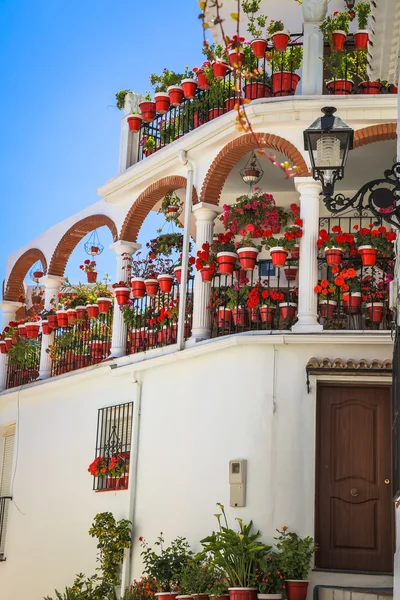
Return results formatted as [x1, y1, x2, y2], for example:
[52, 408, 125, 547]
[245, 203, 251, 209]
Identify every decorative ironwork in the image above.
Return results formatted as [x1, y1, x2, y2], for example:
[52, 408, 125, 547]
[240, 151, 264, 190]
[29, 261, 44, 283]
[84, 230, 104, 256]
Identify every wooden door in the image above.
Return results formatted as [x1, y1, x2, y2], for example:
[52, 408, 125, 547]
[316, 384, 393, 572]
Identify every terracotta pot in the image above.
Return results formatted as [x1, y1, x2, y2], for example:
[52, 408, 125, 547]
[87, 271, 97, 283]
[18, 324, 27, 337]
[193, 595, 209, 600]
[106, 477, 118, 490]
[366, 302, 384, 323]
[33, 271, 43, 279]
[114, 286, 131, 305]
[354, 30, 369, 49]
[41, 320, 52, 335]
[217, 252, 238, 275]
[324, 247, 343, 266]
[225, 97, 244, 111]
[212, 61, 229, 80]
[360, 81, 382, 95]
[127, 115, 142, 132]
[232, 307, 247, 326]
[251, 38, 267, 58]
[270, 247, 288, 267]
[229, 50, 244, 67]
[326, 80, 354, 95]
[331, 30, 346, 51]
[4, 338, 12, 351]
[155, 594, 179, 600]
[390, 85, 398, 94]
[131, 329, 144, 353]
[118, 475, 129, 489]
[158, 274, 174, 293]
[67, 309, 77, 325]
[272, 31, 289, 51]
[87, 304, 99, 319]
[243, 82, 271, 100]
[139, 100, 156, 122]
[147, 329, 157, 347]
[48, 315, 58, 329]
[154, 92, 170, 114]
[342, 292, 362, 314]
[238, 247, 259, 270]
[358, 245, 377, 266]
[272, 72, 300, 96]
[208, 107, 225, 120]
[75, 355, 89, 369]
[76, 306, 87, 320]
[260, 306, 275, 323]
[319, 300, 337, 318]
[286, 581, 308, 600]
[217, 307, 232, 328]
[167, 85, 184, 107]
[193, 113, 205, 128]
[130, 278, 146, 299]
[56, 311, 68, 328]
[182, 78, 198, 99]
[174, 266, 183, 284]
[283, 266, 298, 281]
[200, 267, 214, 282]
[291, 245, 300, 259]
[97, 298, 112, 313]
[0, 341, 6, 354]
[25, 322, 40, 339]
[279, 302, 297, 320]
[90, 246, 99, 254]
[197, 71, 209, 90]
[228, 589, 257, 600]
[145, 279, 159, 297]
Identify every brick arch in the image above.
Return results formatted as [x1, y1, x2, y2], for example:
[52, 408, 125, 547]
[354, 123, 397, 148]
[4, 248, 48, 302]
[48, 215, 118, 277]
[200, 133, 309, 205]
[120, 175, 198, 242]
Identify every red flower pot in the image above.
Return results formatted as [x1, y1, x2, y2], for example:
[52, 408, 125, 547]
[145, 279, 159, 297]
[33, 271, 43, 279]
[228, 589, 257, 600]
[358, 245, 378, 266]
[217, 307, 232, 328]
[197, 71, 209, 90]
[106, 477, 118, 489]
[139, 100, 156, 123]
[343, 293, 362, 314]
[182, 78, 198, 99]
[0, 341, 6, 354]
[76, 306, 87, 320]
[326, 80, 354, 95]
[158, 274, 174, 293]
[25, 322, 40, 339]
[291, 245, 300, 259]
[114, 286, 131, 305]
[324, 247, 343, 266]
[75, 355, 89, 369]
[243, 82, 271, 100]
[67, 309, 77, 325]
[217, 252, 238, 275]
[87, 304, 99, 319]
[319, 300, 337, 318]
[4, 338, 12, 351]
[367, 302, 384, 323]
[173, 267, 189, 284]
[97, 298, 112, 313]
[167, 86, 184, 107]
[260, 306, 275, 323]
[212, 61, 229, 80]
[41, 320, 52, 335]
[155, 594, 179, 600]
[127, 115, 142, 132]
[251, 38, 267, 58]
[279, 302, 297, 320]
[118, 475, 129, 489]
[90, 246, 99, 254]
[283, 266, 298, 281]
[270, 247, 288, 267]
[130, 278, 146, 299]
[272, 31, 289, 51]
[238, 247, 259, 270]
[225, 97, 243, 111]
[360, 81, 382, 95]
[390, 85, 398, 94]
[48, 315, 58, 329]
[154, 92, 170, 114]
[208, 107, 225, 120]
[193, 113, 204, 128]
[354, 30, 369, 49]
[200, 267, 215, 282]
[56, 311, 68, 328]
[87, 271, 97, 283]
[131, 329, 144, 353]
[229, 50, 244, 67]
[234, 269, 247, 281]
[232, 308, 247, 326]
[286, 581, 309, 600]
[272, 72, 301, 96]
[18, 324, 27, 337]
[332, 30, 346, 51]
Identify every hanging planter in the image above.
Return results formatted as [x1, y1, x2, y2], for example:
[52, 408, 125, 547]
[285, 581, 309, 600]
[182, 78, 198, 99]
[158, 274, 174, 293]
[130, 278, 146, 299]
[243, 82, 271, 100]
[67, 309, 77, 325]
[139, 100, 156, 123]
[212, 61, 229, 80]
[144, 279, 159, 296]
[272, 72, 301, 96]
[366, 302, 384, 323]
[197, 71, 209, 90]
[4, 338, 12, 351]
[229, 50, 244, 67]
[174, 266, 189, 284]
[217, 252, 238, 275]
[0, 341, 6, 354]
[87, 304, 100, 319]
[358, 245, 377, 266]
[56, 310, 68, 328]
[291, 245, 300, 259]
[127, 114, 142, 132]
[18, 324, 27, 337]
[217, 307, 232, 328]
[326, 80, 354, 95]
[167, 85, 184, 107]
[208, 107, 225, 121]
[154, 92, 170, 114]
[76, 306, 87, 320]
[342, 292, 362, 314]
[251, 38, 267, 58]
[324, 246, 343, 266]
[259, 306, 275, 324]
[360, 81, 382, 95]
[41, 320, 53, 335]
[200, 267, 214, 282]
[25, 322, 40, 339]
[331, 30, 346, 51]
[354, 30, 369, 49]
[270, 247, 288, 267]
[48, 314, 59, 329]
[33, 270, 43, 279]
[231, 308, 247, 327]
[87, 271, 97, 284]
[271, 31, 290, 51]
[114, 286, 131, 305]
[97, 298, 112, 314]
[283, 265, 298, 281]
[319, 300, 337, 318]
[237, 247, 259, 270]
[279, 302, 297, 320]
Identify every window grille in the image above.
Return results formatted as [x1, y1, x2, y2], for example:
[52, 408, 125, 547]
[92, 402, 133, 492]
[0, 429, 15, 559]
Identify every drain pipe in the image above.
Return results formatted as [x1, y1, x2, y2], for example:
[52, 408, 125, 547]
[177, 150, 194, 351]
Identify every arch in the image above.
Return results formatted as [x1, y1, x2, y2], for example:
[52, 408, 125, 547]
[354, 123, 397, 148]
[48, 214, 118, 277]
[120, 175, 198, 242]
[4, 248, 48, 302]
[200, 133, 309, 205]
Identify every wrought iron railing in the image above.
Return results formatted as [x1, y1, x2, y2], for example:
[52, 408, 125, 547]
[0, 496, 12, 560]
[6, 336, 41, 390]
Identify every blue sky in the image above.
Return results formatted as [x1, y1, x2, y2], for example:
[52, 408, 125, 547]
[0, 0, 202, 288]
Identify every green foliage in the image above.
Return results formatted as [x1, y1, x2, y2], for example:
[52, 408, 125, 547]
[89, 512, 132, 588]
[320, 11, 351, 40]
[202, 42, 228, 63]
[256, 553, 284, 594]
[180, 558, 217, 594]
[242, 0, 267, 39]
[354, 1, 371, 29]
[353, 48, 368, 81]
[8, 338, 39, 368]
[267, 46, 303, 72]
[274, 528, 317, 580]
[116, 90, 132, 111]
[322, 51, 355, 80]
[225, 285, 250, 309]
[140, 534, 193, 592]
[149, 69, 184, 93]
[267, 20, 284, 37]
[209, 578, 229, 597]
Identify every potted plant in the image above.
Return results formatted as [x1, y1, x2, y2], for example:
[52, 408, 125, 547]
[193, 61, 211, 91]
[235, 234, 261, 271]
[317, 226, 354, 266]
[256, 553, 285, 600]
[226, 284, 250, 326]
[112, 280, 131, 306]
[274, 527, 317, 600]
[222, 190, 280, 238]
[158, 191, 183, 223]
[242, 0, 268, 58]
[180, 558, 216, 599]
[315, 280, 337, 318]
[127, 112, 143, 133]
[196, 242, 218, 282]
[362, 278, 388, 323]
[353, 1, 371, 49]
[227, 34, 246, 68]
[115, 89, 132, 110]
[353, 49, 383, 94]
[203, 42, 230, 80]
[80, 259, 97, 283]
[211, 233, 238, 275]
[333, 267, 361, 313]
[141, 135, 157, 157]
[320, 10, 351, 51]
[278, 288, 298, 321]
[266, 46, 302, 96]
[181, 66, 198, 100]
[139, 92, 157, 122]
[247, 284, 282, 324]
[210, 578, 229, 600]
[352, 223, 395, 266]
[268, 20, 289, 52]
[323, 51, 355, 95]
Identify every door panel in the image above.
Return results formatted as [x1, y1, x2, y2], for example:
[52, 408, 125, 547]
[316, 384, 393, 572]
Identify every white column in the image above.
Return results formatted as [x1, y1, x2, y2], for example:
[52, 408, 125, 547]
[0, 301, 24, 392]
[301, 0, 328, 96]
[109, 241, 141, 358]
[37, 275, 64, 380]
[119, 92, 143, 173]
[191, 203, 223, 341]
[292, 178, 323, 333]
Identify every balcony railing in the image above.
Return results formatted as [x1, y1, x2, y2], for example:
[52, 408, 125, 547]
[6, 336, 41, 390]
[0, 496, 12, 560]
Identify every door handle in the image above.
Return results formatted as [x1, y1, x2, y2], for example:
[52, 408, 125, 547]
[350, 488, 359, 497]
[384, 479, 391, 485]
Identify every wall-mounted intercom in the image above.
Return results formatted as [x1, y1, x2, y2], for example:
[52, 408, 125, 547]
[229, 459, 247, 507]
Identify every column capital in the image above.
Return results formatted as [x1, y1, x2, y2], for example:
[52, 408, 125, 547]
[294, 177, 322, 194]
[192, 202, 223, 221]
[39, 275, 65, 290]
[109, 240, 141, 256]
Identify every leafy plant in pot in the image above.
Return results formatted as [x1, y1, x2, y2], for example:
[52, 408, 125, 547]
[211, 232, 238, 276]
[266, 47, 302, 96]
[203, 42, 230, 80]
[150, 67, 186, 109]
[196, 242, 218, 282]
[139, 92, 157, 123]
[158, 192, 184, 224]
[267, 20, 289, 52]
[333, 267, 362, 313]
[352, 48, 382, 94]
[274, 527, 317, 600]
[255, 553, 285, 600]
[315, 280, 338, 318]
[353, 1, 371, 49]
[322, 51, 355, 94]
[242, 0, 268, 59]
[319, 10, 351, 51]
[235, 233, 261, 271]
[226, 284, 250, 326]
[317, 226, 355, 266]
[180, 558, 217, 599]
[246, 284, 283, 324]
[209, 577, 230, 600]
[80, 259, 97, 283]
[241, 44, 272, 100]
[352, 223, 395, 266]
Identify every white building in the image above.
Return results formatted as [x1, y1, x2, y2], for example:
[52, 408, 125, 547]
[0, 1, 399, 599]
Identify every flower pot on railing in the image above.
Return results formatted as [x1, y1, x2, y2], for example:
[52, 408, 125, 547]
[127, 114, 142, 132]
[90, 340, 104, 362]
[231, 307, 247, 326]
[67, 309, 77, 326]
[331, 30, 346, 51]
[243, 82, 271, 100]
[291, 245, 300, 259]
[217, 307, 232, 328]
[41, 320, 52, 335]
[200, 267, 214, 282]
[158, 274, 174, 293]
[87, 304, 99, 319]
[342, 292, 362, 314]
[272, 72, 301, 97]
[324, 246, 343, 266]
[18, 324, 27, 337]
[87, 271, 97, 283]
[260, 306, 275, 323]
[139, 100, 156, 123]
[271, 30, 290, 51]
[0, 341, 6, 354]
[130, 278, 146, 299]
[208, 107, 225, 120]
[97, 298, 112, 314]
[319, 300, 337, 318]
[144, 279, 159, 296]
[390, 85, 398, 94]
[326, 80, 354, 95]
[354, 30, 369, 49]
[217, 252, 238, 275]
[270, 247, 288, 267]
[358, 245, 378, 266]
[4, 338, 12, 351]
[56, 310, 68, 328]
[229, 49, 244, 67]
[283, 265, 298, 281]
[48, 314, 59, 329]
[114, 286, 132, 305]
[286, 581, 308, 600]
[25, 322, 40, 339]
[228, 588, 257, 600]
[225, 97, 244, 111]
[182, 78, 198, 99]
[167, 85, 184, 107]
[237, 247, 259, 270]
[360, 81, 382, 95]
[197, 71, 209, 90]
[251, 38, 267, 58]
[154, 92, 170, 114]
[131, 329, 144, 353]
[173, 266, 189, 284]
[279, 302, 297, 320]
[212, 60, 229, 80]
[193, 112, 205, 128]
[75, 355, 89, 369]
[366, 302, 384, 323]
[76, 306, 87, 320]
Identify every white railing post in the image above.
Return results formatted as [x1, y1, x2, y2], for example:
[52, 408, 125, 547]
[292, 178, 323, 333]
[191, 203, 223, 342]
[119, 93, 143, 173]
[37, 275, 64, 380]
[301, 0, 328, 96]
[0, 301, 24, 391]
[109, 241, 141, 358]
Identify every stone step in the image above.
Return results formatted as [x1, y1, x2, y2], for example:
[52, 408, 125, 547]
[317, 586, 393, 600]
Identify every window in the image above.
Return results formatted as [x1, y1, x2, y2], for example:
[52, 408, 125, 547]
[0, 426, 15, 560]
[91, 402, 133, 492]
[259, 262, 276, 277]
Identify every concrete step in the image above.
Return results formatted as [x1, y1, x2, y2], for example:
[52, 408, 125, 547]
[316, 586, 393, 600]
